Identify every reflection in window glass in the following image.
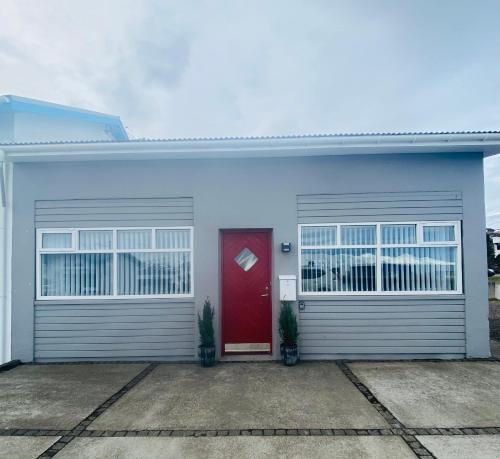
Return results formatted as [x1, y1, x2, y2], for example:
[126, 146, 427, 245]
[341, 225, 376, 245]
[381, 224, 416, 244]
[382, 247, 456, 291]
[234, 248, 258, 272]
[118, 252, 191, 295]
[423, 226, 455, 242]
[301, 248, 376, 292]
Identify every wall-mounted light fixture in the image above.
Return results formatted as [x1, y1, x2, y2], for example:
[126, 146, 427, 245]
[281, 242, 292, 253]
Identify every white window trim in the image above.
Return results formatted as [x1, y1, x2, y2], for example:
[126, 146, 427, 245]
[298, 221, 462, 296]
[36, 226, 194, 300]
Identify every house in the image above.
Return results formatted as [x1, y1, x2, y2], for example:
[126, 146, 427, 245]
[487, 228, 500, 257]
[0, 95, 128, 143]
[1, 130, 500, 363]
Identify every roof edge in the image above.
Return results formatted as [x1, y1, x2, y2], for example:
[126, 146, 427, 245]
[2, 131, 500, 162]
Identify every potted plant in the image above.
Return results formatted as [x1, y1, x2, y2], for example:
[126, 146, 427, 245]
[278, 301, 299, 366]
[198, 298, 216, 367]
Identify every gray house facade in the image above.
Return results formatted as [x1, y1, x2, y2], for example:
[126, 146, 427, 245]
[2, 131, 500, 362]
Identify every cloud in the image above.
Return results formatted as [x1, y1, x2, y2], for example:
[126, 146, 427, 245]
[1, 0, 500, 222]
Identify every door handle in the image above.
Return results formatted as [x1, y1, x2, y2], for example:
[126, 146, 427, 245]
[261, 293, 269, 297]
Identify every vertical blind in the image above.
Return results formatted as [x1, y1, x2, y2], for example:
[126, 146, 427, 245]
[300, 222, 460, 294]
[301, 248, 376, 293]
[41, 253, 113, 296]
[381, 247, 456, 292]
[38, 228, 193, 298]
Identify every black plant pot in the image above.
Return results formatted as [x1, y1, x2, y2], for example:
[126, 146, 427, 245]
[199, 345, 216, 367]
[282, 344, 299, 366]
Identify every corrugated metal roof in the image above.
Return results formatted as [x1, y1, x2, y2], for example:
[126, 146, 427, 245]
[1, 130, 499, 147]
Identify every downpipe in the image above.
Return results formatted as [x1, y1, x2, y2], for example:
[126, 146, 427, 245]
[0, 149, 11, 364]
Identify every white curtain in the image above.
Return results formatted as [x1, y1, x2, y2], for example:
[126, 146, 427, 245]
[341, 225, 376, 245]
[156, 229, 190, 249]
[301, 226, 336, 246]
[79, 230, 112, 249]
[118, 252, 191, 295]
[381, 224, 416, 244]
[117, 229, 151, 249]
[382, 247, 456, 291]
[423, 225, 455, 242]
[301, 248, 376, 293]
[41, 253, 112, 296]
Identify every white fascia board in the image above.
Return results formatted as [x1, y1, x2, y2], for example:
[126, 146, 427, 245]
[2, 132, 500, 162]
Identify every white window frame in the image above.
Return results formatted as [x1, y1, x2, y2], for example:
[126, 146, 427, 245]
[36, 226, 194, 300]
[298, 221, 462, 296]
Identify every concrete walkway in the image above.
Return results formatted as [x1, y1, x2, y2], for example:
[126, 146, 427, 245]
[0, 360, 499, 458]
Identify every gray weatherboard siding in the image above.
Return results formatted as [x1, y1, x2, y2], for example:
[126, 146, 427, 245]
[11, 152, 489, 361]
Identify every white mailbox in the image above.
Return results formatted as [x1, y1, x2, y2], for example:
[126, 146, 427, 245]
[279, 275, 297, 301]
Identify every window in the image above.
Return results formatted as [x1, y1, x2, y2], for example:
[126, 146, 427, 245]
[37, 227, 193, 299]
[299, 222, 461, 295]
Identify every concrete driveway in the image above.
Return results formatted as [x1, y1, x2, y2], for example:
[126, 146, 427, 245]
[0, 360, 499, 458]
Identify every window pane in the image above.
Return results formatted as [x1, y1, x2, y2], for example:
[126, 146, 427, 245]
[118, 252, 191, 295]
[382, 247, 457, 292]
[381, 224, 416, 244]
[117, 230, 152, 249]
[341, 225, 376, 245]
[423, 225, 455, 242]
[42, 233, 72, 249]
[301, 226, 336, 246]
[41, 253, 112, 296]
[301, 248, 376, 293]
[79, 230, 113, 250]
[156, 229, 191, 249]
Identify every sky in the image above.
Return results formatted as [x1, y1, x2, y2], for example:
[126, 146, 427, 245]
[1, 0, 500, 225]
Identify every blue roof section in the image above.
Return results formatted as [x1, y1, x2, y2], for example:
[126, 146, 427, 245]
[0, 95, 128, 140]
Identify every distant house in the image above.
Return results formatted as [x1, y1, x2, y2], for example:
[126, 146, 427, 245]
[0, 95, 128, 143]
[2, 130, 500, 364]
[487, 228, 500, 257]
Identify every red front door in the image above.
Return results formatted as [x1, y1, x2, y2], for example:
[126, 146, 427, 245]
[221, 230, 272, 355]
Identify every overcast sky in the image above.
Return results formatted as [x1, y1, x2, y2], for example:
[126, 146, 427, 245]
[1, 0, 500, 225]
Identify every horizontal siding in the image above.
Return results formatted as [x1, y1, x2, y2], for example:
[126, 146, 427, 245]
[35, 197, 193, 227]
[297, 191, 462, 223]
[34, 302, 196, 362]
[298, 297, 466, 358]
